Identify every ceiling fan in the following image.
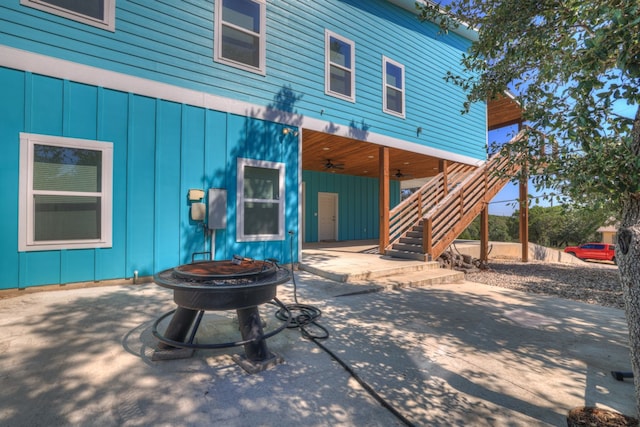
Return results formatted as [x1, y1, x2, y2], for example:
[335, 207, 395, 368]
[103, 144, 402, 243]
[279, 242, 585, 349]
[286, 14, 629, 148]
[324, 159, 345, 170]
[394, 169, 412, 179]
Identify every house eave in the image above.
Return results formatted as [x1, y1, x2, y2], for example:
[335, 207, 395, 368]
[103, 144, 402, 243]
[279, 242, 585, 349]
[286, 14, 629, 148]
[386, 0, 479, 42]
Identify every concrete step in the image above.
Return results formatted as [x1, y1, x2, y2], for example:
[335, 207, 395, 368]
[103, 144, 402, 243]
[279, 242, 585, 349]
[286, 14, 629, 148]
[385, 249, 428, 261]
[332, 268, 465, 296]
[299, 251, 439, 283]
[391, 243, 423, 253]
[399, 236, 422, 245]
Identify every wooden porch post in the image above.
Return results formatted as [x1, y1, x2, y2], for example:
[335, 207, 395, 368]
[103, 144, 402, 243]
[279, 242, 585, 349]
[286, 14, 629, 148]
[519, 177, 529, 262]
[518, 122, 529, 262]
[480, 204, 489, 263]
[379, 147, 390, 254]
[439, 159, 449, 196]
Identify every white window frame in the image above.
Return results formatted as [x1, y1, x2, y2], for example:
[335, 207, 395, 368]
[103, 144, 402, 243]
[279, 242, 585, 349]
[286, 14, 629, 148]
[325, 30, 356, 102]
[383, 56, 406, 118]
[21, 0, 116, 32]
[214, 0, 266, 75]
[18, 133, 113, 252]
[236, 158, 285, 242]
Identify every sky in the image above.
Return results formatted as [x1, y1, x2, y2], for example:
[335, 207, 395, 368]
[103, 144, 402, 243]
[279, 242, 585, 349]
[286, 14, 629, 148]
[422, 0, 638, 216]
[486, 126, 560, 216]
[487, 126, 525, 216]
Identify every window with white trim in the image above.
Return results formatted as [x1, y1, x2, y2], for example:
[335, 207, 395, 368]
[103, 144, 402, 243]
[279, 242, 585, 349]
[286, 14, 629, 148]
[215, 0, 266, 74]
[20, 0, 116, 32]
[325, 30, 355, 102]
[237, 158, 285, 241]
[18, 133, 113, 251]
[383, 56, 405, 117]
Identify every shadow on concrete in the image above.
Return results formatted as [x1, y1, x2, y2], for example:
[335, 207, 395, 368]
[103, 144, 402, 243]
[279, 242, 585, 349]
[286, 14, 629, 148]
[0, 274, 634, 426]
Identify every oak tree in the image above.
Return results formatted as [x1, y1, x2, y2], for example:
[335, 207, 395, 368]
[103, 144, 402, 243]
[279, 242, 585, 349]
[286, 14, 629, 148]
[419, 0, 640, 417]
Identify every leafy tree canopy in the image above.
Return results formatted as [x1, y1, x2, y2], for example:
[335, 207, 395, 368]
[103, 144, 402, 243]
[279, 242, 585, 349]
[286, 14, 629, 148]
[418, 1, 640, 417]
[418, 0, 640, 212]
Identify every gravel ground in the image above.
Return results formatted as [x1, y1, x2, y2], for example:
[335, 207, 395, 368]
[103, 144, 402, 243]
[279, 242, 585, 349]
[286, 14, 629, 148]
[465, 258, 624, 309]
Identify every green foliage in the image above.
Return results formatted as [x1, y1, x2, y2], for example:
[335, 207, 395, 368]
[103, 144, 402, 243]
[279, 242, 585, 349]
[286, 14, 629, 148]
[458, 214, 513, 241]
[417, 0, 640, 212]
[418, 0, 640, 414]
[459, 205, 613, 246]
[519, 205, 611, 246]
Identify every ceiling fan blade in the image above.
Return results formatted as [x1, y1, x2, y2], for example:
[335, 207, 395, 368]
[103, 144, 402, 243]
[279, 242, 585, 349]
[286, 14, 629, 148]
[394, 169, 412, 179]
[324, 159, 345, 170]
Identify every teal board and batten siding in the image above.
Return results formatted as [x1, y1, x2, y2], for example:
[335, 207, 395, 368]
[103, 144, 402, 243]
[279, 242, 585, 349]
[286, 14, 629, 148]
[0, 68, 299, 289]
[0, 0, 486, 161]
[302, 171, 400, 242]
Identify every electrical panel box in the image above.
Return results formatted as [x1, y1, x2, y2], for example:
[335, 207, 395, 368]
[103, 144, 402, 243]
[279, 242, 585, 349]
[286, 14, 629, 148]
[190, 202, 206, 221]
[208, 189, 227, 230]
[188, 188, 205, 201]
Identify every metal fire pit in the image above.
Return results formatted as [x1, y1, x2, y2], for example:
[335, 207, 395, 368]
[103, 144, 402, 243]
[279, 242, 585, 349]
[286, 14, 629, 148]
[152, 258, 291, 373]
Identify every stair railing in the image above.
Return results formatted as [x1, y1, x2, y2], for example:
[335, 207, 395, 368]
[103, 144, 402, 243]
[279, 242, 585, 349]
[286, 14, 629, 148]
[386, 129, 527, 260]
[422, 132, 526, 259]
[387, 162, 476, 244]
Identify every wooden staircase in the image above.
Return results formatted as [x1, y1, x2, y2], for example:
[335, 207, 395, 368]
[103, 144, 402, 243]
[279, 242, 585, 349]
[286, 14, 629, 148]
[386, 131, 524, 261]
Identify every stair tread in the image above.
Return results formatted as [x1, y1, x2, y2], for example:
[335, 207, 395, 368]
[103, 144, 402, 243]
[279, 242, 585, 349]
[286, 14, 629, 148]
[387, 145, 521, 261]
[299, 257, 440, 283]
[336, 269, 465, 295]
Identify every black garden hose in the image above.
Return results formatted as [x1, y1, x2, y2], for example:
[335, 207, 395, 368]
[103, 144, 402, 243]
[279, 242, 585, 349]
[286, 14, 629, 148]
[270, 234, 416, 427]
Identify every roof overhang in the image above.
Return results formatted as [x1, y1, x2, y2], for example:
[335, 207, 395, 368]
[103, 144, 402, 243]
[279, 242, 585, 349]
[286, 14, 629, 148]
[386, 0, 479, 42]
[487, 91, 524, 130]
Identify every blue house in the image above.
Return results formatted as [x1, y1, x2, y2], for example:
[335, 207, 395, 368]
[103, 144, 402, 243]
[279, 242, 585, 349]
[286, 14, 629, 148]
[0, 0, 519, 290]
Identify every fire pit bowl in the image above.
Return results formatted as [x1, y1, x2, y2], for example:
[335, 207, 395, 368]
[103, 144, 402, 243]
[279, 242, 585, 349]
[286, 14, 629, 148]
[152, 258, 291, 372]
[155, 259, 289, 310]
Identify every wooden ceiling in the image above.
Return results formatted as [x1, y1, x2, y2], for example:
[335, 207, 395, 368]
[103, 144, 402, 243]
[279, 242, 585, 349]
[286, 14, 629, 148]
[301, 97, 522, 181]
[488, 94, 523, 131]
[301, 129, 442, 181]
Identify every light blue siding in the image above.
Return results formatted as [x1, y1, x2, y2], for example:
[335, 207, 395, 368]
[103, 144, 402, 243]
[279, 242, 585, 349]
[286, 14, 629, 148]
[180, 105, 207, 265]
[96, 88, 128, 281]
[0, 68, 23, 288]
[0, 0, 485, 289]
[0, 69, 299, 289]
[127, 94, 156, 277]
[60, 250, 95, 284]
[155, 101, 183, 271]
[204, 109, 230, 259]
[67, 82, 98, 138]
[302, 171, 400, 243]
[29, 74, 64, 135]
[0, 0, 486, 160]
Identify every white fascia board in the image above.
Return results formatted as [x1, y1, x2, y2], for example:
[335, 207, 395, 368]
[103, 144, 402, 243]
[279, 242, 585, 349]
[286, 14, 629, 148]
[1, 44, 485, 167]
[386, 0, 479, 42]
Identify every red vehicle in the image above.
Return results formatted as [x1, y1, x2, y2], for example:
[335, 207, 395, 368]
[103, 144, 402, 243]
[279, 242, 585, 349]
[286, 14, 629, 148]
[564, 243, 616, 264]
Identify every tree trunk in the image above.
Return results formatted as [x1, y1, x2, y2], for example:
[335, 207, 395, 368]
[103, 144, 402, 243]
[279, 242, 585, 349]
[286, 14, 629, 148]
[620, 108, 640, 420]
[619, 212, 640, 420]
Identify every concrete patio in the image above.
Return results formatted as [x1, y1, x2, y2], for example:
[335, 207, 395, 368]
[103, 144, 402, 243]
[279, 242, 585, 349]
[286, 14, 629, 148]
[0, 250, 635, 426]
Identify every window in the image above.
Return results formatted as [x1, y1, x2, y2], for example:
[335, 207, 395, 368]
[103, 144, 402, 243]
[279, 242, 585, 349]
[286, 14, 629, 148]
[19, 133, 113, 251]
[325, 30, 355, 102]
[237, 158, 285, 241]
[383, 56, 405, 117]
[21, 0, 116, 31]
[215, 0, 266, 74]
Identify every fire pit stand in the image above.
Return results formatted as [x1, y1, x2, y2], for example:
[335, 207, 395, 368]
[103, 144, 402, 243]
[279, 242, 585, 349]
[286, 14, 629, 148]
[152, 259, 291, 373]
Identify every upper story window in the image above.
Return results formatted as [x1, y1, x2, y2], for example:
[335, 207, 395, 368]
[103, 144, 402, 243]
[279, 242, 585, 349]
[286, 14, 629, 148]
[383, 56, 405, 118]
[237, 158, 285, 242]
[21, 0, 115, 32]
[325, 30, 355, 102]
[215, 0, 266, 75]
[18, 133, 113, 251]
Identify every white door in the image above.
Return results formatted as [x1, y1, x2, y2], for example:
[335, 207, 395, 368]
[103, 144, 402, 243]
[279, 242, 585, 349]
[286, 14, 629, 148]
[318, 192, 338, 241]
